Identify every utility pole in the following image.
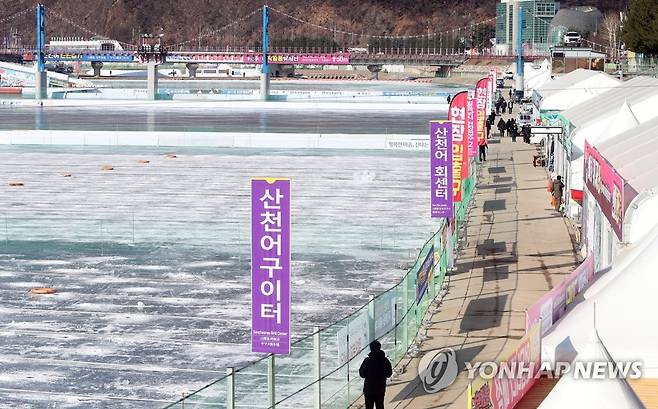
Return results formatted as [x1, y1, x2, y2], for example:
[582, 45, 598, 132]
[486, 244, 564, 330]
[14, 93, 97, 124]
[35, 3, 47, 100]
[515, 5, 524, 100]
[260, 5, 270, 101]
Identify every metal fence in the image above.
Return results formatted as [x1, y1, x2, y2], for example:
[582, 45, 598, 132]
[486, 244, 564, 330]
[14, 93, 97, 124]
[163, 167, 478, 409]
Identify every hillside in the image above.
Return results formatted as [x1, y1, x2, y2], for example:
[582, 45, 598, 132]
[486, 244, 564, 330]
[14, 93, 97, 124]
[2, 0, 630, 47]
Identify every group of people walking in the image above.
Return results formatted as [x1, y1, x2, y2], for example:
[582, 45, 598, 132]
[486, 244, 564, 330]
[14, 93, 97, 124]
[492, 117, 531, 143]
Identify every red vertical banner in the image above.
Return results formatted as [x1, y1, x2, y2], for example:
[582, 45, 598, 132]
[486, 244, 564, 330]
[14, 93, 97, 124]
[475, 78, 489, 146]
[448, 91, 468, 203]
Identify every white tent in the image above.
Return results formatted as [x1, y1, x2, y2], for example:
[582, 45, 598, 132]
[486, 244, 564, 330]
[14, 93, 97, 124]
[542, 224, 658, 378]
[537, 69, 620, 112]
[563, 76, 658, 161]
[568, 100, 640, 192]
[524, 60, 551, 93]
[538, 332, 645, 409]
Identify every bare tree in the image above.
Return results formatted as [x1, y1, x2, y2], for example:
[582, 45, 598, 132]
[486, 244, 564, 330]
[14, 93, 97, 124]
[600, 11, 621, 58]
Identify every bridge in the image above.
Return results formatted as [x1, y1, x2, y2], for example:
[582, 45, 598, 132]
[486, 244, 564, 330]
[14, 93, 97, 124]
[0, 3, 567, 99]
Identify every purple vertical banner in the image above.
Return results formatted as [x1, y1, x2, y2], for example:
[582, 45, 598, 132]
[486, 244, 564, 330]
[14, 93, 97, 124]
[430, 120, 453, 218]
[251, 178, 291, 355]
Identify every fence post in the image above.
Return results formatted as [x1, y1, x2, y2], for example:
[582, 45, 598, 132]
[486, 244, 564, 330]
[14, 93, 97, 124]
[403, 277, 409, 348]
[313, 327, 321, 409]
[268, 354, 276, 409]
[368, 295, 375, 342]
[227, 367, 235, 409]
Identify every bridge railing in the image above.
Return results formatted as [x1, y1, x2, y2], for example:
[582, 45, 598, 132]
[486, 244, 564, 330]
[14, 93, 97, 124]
[161, 167, 477, 409]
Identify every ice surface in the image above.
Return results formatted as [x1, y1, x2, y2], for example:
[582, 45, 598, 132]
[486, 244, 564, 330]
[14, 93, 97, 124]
[0, 146, 434, 407]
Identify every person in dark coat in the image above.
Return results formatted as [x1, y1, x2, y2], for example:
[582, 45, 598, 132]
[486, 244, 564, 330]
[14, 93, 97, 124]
[359, 340, 392, 409]
[523, 124, 531, 143]
[486, 117, 492, 139]
[506, 118, 515, 136]
[497, 117, 506, 137]
[511, 123, 517, 142]
[507, 99, 514, 114]
[446, 94, 451, 104]
[479, 138, 489, 161]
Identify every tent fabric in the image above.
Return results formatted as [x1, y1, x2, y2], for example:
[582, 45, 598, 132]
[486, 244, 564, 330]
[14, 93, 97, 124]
[595, 116, 658, 195]
[561, 76, 658, 129]
[542, 224, 658, 378]
[537, 69, 604, 99]
[569, 88, 658, 160]
[538, 332, 644, 409]
[524, 60, 551, 92]
[539, 71, 620, 112]
[599, 100, 639, 143]
[569, 156, 583, 191]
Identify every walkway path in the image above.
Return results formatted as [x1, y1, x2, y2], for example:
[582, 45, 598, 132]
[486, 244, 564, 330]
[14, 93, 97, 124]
[380, 104, 580, 409]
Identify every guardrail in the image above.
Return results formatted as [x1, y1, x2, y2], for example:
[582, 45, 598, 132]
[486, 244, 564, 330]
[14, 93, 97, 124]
[162, 167, 477, 409]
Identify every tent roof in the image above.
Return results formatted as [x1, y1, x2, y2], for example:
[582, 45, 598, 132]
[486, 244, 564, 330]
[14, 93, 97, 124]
[596, 115, 658, 194]
[561, 76, 658, 128]
[537, 69, 606, 98]
[538, 332, 644, 409]
[542, 224, 658, 378]
[539, 71, 620, 112]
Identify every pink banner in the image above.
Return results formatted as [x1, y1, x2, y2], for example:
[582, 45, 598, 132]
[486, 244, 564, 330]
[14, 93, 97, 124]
[525, 255, 595, 335]
[244, 53, 351, 65]
[584, 140, 626, 240]
[469, 321, 541, 409]
[475, 78, 489, 146]
[169, 53, 351, 65]
[467, 90, 478, 157]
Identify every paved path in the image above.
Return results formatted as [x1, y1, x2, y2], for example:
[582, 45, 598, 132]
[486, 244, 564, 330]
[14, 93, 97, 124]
[377, 107, 580, 409]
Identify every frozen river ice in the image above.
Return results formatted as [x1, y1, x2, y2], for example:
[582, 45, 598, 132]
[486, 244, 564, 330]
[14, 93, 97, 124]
[0, 145, 435, 408]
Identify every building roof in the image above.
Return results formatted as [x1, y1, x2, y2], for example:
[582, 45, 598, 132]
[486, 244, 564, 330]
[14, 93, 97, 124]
[549, 7, 602, 34]
[561, 76, 658, 129]
[596, 115, 658, 195]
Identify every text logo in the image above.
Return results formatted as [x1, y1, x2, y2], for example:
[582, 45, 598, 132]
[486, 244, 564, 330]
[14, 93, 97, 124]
[418, 348, 458, 393]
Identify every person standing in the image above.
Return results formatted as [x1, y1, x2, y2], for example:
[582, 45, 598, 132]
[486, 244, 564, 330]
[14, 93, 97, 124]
[486, 117, 492, 139]
[497, 117, 506, 137]
[552, 176, 565, 211]
[479, 138, 489, 161]
[508, 99, 514, 114]
[511, 124, 517, 142]
[359, 340, 393, 409]
[446, 94, 451, 104]
[508, 88, 513, 99]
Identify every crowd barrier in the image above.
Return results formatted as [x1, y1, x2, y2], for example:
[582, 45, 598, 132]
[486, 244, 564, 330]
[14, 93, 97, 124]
[163, 170, 478, 408]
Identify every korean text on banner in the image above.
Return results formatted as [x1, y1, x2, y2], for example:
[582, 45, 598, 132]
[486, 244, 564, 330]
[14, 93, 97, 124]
[468, 321, 542, 409]
[430, 121, 453, 218]
[449, 91, 469, 202]
[475, 78, 489, 145]
[525, 255, 595, 335]
[467, 90, 478, 157]
[251, 178, 291, 355]
[584, 140, 626, 240]
[486, 72, 494, 115]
